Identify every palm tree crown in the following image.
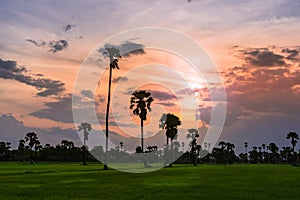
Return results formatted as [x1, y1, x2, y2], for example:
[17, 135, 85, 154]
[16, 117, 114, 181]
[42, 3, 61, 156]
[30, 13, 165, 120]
[286, 131, 299, 151]
[159, 113, 182, 145]
[78, 122, 92, 141]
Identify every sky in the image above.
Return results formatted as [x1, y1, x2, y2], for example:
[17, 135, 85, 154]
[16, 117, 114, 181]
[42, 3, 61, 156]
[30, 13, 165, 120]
[1, 0, 300, 153]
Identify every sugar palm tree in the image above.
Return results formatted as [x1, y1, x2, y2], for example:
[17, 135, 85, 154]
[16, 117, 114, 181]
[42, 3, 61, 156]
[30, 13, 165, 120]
[130, 90, 153, 153]
[159, 113, 181, 167]
[102, 47, 121, 170]
[78, 122, 92, 165]
[159, 113, 182, 145]
[24, 132, 40, 164]
[225, 142, 235, 164]
[286, 131, 299, 154]
[286, 131, 299, 166]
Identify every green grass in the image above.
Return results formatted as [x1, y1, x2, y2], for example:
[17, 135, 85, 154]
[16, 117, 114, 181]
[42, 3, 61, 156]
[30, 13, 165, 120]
[0, 162, 299, 199]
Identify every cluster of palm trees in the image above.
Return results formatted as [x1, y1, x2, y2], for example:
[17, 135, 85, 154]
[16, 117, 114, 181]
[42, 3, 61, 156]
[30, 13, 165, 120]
[238, 132, 299, 166]
[0, 131, 299, 167]
[101, 46, 185, 169]
[0, 132, 96, 163]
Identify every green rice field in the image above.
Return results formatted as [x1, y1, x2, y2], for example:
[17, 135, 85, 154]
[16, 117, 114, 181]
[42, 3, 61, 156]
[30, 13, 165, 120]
[0, 163, 299, 199]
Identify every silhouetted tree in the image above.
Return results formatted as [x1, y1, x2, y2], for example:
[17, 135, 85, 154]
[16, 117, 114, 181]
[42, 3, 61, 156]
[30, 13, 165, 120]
[269, 142, 279, 164]
[24, 132, 40, 164]
[78, 122, 92, 165]
[249, 146, 259, 164]
[218, 141, 226, 163]
[130, 90, 153, 153]
[18, 139, 26, 161]
[102, 47, 121, 170]
[0, 141, 11, 161]
[187, 129, 200, 166]
[244, 142, 248, 163]
[225, 142, 235, 164]
[120, 142, 123, 151]
[159, 113, 181, 167]
[286, 131, 299, 166]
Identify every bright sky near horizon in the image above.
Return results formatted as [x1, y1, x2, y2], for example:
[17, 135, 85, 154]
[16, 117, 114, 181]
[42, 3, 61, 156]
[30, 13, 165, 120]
[1, 0, 300, 153]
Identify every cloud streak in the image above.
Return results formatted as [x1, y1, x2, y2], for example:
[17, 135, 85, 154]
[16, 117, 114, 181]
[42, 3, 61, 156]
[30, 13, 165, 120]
[0, 58, 65, 97]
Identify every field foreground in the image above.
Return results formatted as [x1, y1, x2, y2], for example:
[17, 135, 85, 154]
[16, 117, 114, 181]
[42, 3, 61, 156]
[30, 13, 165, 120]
[0, 163, 299, 200]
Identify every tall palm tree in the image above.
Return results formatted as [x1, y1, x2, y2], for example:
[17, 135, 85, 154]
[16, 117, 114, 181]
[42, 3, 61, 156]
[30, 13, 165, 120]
[78, 122, 92, 165]
[130, 90, 153, 152]
[286, 131, 299, 166]
[102, 47, 121, 170]
[159, 113, 181, 167]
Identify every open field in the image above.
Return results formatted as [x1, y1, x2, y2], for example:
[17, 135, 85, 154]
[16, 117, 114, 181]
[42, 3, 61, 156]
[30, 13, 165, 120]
[0, 163, 300, 200]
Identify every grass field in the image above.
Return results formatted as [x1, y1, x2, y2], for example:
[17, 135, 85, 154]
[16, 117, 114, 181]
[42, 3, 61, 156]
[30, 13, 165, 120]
[0, 163, 299, 200]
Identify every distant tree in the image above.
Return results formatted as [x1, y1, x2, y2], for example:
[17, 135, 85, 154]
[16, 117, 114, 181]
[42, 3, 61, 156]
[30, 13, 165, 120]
[218, 141, 226, 163]
[102, 46, 121, 170]
[136, 146, 143, 153]
[280, 146, 293, 163]
[269, 142, 279, 164]
[78, 122, 92, 165]
[225, 142, 235, 164]
[249, 146, 259, 164]
[130, 90, 153, 153]
[18, 139, 26, 161]
[190, 138, 201, 166]
[187, 129, 200, 166]
[286, 131, 299, 166]
[24, 132, 40, 164]
[120, 142, 123, 151]
[0, 141, 11, 161]
[244, 142, 248, 163]
[159, 113, 181, 167]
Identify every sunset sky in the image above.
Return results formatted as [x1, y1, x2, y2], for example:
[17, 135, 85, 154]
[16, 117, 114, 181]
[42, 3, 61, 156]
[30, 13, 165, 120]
[1, 0, 300, 153]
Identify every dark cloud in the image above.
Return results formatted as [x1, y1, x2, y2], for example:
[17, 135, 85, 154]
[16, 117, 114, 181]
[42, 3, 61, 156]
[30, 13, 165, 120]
[0, 58, 65, 97]
[149, 90, 177, 101]
[49, 40, 68, 53]
[80, 90, 94, 99]
[99, 41, 145, 58]
[26, 38, 69, 53]
[0, 114, 81, 149]
[176, 88, 195, 95]
[30, 94, 105, 124]
[112, 76, 128, 83]
[223, 64, 300, 127]
[30, 95, 74, 123]
[241, 48, 286, 67]
[0, 59, 26, 73]
[282, 48, 299, 60]
[26, 39, 46, 47]
[63, 24, 75, 32]
[156, 102, 176, 107]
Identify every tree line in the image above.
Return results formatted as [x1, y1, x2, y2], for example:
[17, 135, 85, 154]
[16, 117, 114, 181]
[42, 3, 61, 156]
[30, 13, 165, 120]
[0, 131, 299, 167]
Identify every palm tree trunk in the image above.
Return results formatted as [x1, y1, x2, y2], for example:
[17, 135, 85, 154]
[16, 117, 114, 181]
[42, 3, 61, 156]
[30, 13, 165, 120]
[141, 119, 144, 153]
[169, 139, 173, 167]
[83, 138, 86, 165]
[292, 141, 296, 166]
[104, 65, 113, 170]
